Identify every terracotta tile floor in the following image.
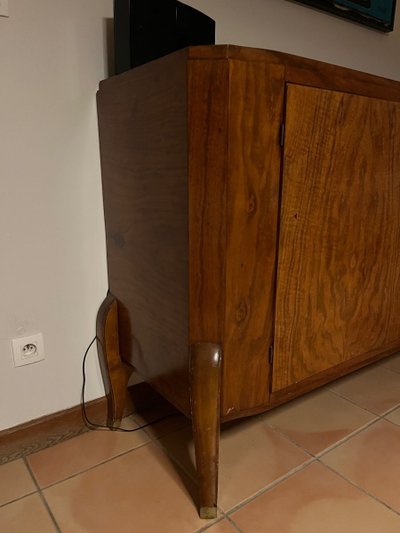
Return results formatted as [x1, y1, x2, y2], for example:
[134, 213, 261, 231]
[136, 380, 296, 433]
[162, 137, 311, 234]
[2, 354, 400, 532]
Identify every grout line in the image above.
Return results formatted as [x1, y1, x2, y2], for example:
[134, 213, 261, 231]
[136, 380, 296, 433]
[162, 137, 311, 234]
[315, 417, 380, 458]
[378, 402, 400, 418]
[194, 515, 226, 533]
[124, 413, 201, 485]
[224, 457, 316, 516]
[36, 491, 62, 533]
[326, 386, 384, 416]
[4, 372, 399, 528]
[0, 490, 37, 510]
[322, 385, 400, 422]
[261, 399, 390, 462]
[23, 457, 62, 533]
[193, 504, 229, 532]
[145, 422, 315, 521]
[381, 416, 400, 429]
[225, 514, 246, 533]
[375, 364, 400, 377]
[28, 439, 152, 491]
[259, 418, 321, 458]
[194, 505, 244, 533]
[318, 459, 400, 517]
[259, 419, 315, 458]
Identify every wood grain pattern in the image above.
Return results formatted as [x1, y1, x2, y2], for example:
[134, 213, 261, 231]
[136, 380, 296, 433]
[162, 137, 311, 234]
[189, 45, 400, 104]
[270, 346, 397, 406]
[273, 84, 400, 391]
[221, 60, 285, 417]
[96, 293, 133, 425]
[97, 50, 190, 415]
[190, 343, 221, 519]
[188, 59, 229, 343]
[97, 45, 400, 422]
[96, 47, 400, 514]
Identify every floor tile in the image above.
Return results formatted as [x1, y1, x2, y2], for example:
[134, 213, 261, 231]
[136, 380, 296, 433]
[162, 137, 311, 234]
[27, 418, 149, 488]
[131, 401, 189, 440]
[321, 419, 400, 512]
[0, 459, 36, 506]
[262, 389, 375, 455]
[385, 407, 400, 426]
[199, 519, 239, 532]
[231, 462, 400, 533]
[43, 442, 211, 533]
[380, 352, 400, 373]
[328, 365, 400, 414]
[159, 416, 310, 511]
[0, 494, 56, 533]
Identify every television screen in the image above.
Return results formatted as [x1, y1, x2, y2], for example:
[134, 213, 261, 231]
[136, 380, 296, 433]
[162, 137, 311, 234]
[294, 0, 396, 31]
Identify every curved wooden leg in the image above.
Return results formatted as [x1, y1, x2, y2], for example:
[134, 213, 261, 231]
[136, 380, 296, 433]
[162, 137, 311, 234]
[190, 342, 222, 519]
[96, 293, 133, 427]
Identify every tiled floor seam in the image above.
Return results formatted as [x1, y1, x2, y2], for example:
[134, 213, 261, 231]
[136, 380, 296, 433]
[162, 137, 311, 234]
[261, 414, 379, 460]
[141, 436, 314, 523]
[317, 458, 400, 517]
[314, 417, 381, 458]
[379, 402, 400, 418]
[225, 514, 246, 533]
[327, 386, 400, 417]
[24, 438, 152, 491]
[0, 490, 37, 510]
[224, 456, 316, 516]
[194, 511, 227, 532]
[326, 386, 383, 414]
[259, 420, 316, 457]
[309, 404, 400, 459]
[139, 405, 317, 480]
[23, 457, 62, 533]
[382, 417, 400, 428]
[193, 512, 245, 533]
[377, 365, 400, 377]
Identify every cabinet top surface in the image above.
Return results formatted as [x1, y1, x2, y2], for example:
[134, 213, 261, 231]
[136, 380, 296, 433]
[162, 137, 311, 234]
[99, 44, 400, 103]
[189, 44, 398, 87]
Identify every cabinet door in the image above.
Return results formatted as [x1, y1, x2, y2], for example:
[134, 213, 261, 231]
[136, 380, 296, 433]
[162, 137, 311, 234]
[272, 84, 400, 392]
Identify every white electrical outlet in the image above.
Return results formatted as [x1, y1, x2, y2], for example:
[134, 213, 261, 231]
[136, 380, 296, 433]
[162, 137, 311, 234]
[0, 0, 9, 18]
[12, 333, 45, 367]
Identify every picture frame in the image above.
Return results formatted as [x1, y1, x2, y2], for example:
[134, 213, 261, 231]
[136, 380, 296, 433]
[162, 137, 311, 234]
[294, 1, 397, 32]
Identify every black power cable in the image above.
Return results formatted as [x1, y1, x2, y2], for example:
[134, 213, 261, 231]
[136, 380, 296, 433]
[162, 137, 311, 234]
[81, 336, 179, 432]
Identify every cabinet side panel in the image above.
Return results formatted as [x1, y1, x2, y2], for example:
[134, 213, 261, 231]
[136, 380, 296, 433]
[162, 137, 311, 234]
[188, 59, 229, 343]
[222, 61, 285, 417]
[97, 51, 190, 414]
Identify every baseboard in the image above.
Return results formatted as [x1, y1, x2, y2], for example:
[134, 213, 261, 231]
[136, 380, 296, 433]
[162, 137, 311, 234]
[0, 382, 162, 465]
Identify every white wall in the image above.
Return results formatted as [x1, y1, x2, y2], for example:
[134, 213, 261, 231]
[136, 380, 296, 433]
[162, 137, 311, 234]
[1, 0, 399, 431]
[0, 0, 112, 431]
[187, 0, 400, 80]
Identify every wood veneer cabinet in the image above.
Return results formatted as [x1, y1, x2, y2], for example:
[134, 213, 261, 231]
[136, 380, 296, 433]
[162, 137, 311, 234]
[96, 45, 400, 517]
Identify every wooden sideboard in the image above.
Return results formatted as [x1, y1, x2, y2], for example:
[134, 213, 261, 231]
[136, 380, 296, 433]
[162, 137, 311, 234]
[96, 45, 400, 517]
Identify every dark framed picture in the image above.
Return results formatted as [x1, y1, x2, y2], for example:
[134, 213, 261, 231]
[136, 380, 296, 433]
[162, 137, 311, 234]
[294, 1, 397, 31]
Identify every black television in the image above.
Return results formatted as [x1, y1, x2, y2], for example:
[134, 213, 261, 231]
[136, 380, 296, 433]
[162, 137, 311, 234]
[114, 0, 216, 75]
[294, 0, 397, 32]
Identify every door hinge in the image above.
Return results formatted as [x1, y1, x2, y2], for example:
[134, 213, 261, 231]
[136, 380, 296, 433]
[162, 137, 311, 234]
[269, 344, 274, 365]
[279, 123, 285, 147]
